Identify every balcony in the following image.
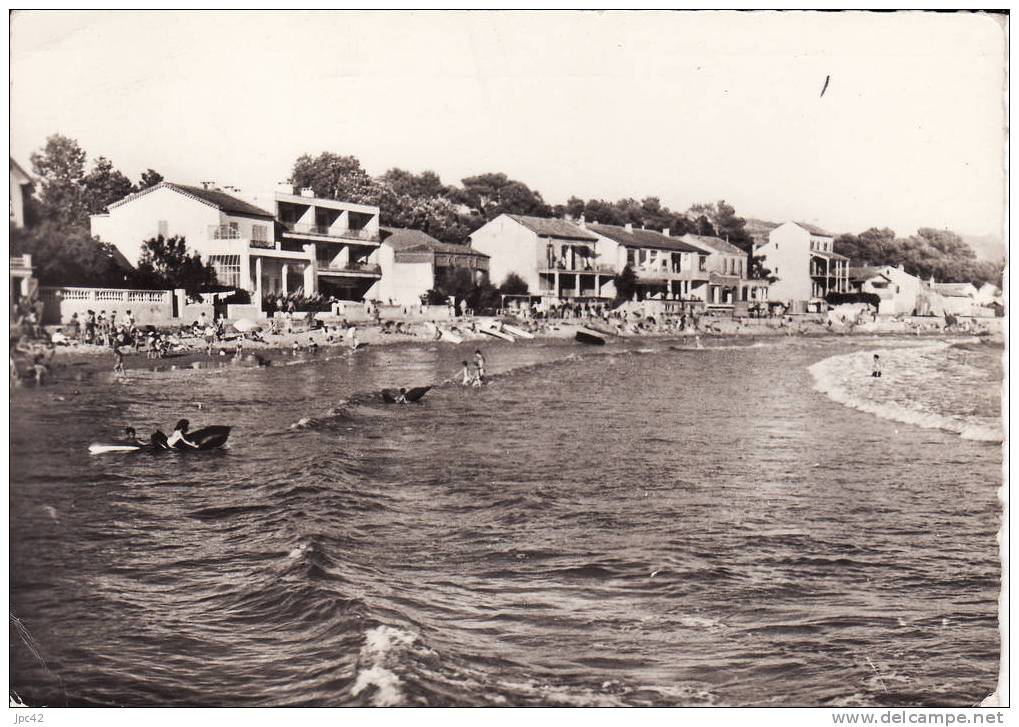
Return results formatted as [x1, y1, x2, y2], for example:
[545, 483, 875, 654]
[317, 262, 382, 278]
[208, 225, 275, 249]
[282, 222, 380, 243]
[540, 262, 617, 274]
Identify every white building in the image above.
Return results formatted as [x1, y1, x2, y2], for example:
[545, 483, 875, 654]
[375, 227, 489, 306]
[242, 187, 383, 301]
[681, 233, 770, 308]
[10, 158, 33, 228]
[470, 214, 615, 302]
[755, 221, 849, 310]
[91, 183, 386, 303]
[848, 264, 924, 315]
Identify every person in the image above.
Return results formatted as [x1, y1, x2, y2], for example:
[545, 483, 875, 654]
[120, 427, 146, 446]
[872, 354, 882, 378]
[32, 351, 48, 386]
[474, 349, 486, 383]
[394, 387, 409, 404]
[458, 360, 474, 386]
[292, 340, 302, 354]
[167, 419, 199, 449]
[113, 344, 126, 378]
[84, 310, 96, 343]
[307, 338, 319, 355]
[68, 312, 81, 341]
[347, 325, 359, 351]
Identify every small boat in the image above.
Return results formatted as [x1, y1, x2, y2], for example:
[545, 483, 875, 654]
[481, 326, 515, 342]
[575, 327, 607, 346]
[88, 442, 145, 455]
[502, 324, 534, 340]
[151, 426, 232, 451]
[381, 386, 432, 404]
[440, 329, 464, 344]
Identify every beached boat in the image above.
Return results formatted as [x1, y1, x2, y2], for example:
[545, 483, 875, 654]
[440, 329, 465, 344]
[502, 324, 534, 340]
[575, 327, 607, 346]
[481, 326, 515, 342]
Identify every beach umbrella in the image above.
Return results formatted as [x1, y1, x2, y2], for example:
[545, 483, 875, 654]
[233, 318, 261, 333]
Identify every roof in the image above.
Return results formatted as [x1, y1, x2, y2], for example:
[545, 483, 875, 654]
[588, 223, 705, 253]
[107, 182, 274, 219]
[931, 282, 977, 298]
[709, 272, 741, 285]
[10, 158, 32, 186]
[682, 233, 746, 256]
[811, 249, 849, 262]
[794, 221, 835, 237]
[506, 214, 598, 241]
[848, 266, 889, 282]
[381, 227, 488, 257]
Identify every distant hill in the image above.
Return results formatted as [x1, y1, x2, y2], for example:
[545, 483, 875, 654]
[960, 233, 1005, 263]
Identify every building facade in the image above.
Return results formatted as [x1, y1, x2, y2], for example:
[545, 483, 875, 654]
[470, 214, 615, 302]
[376, 227, 489, 306]
[848, 264, 924, 315]
[680, 233, 769, 308]
[755, 221, 848, 309]
[10, 158, 32, 229]
[586, 223, 710, 302]
[242, 187, 384, 302]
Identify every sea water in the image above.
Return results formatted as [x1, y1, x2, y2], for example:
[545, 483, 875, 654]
[9, 334, 1002, 706]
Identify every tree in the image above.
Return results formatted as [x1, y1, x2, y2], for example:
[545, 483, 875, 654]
[82, 156, 135, 215]
[613, 264, 639, 302]
[499, 272, 530, 295]
[290, 152, 380, 204]
[458, 173, 550, 220]
[138, 169, 164, 190]
[30, 134, 88, 227]
[10, 221, 129, 287]
[131, 235, 216, 296]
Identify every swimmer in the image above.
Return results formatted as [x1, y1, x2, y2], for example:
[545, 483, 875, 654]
[474, 349, 486, 383]
[120, 427, 146, 446]
[872, 354, 882, 378]
[166, 419, 199, 449]
[395, 387, 409, 404]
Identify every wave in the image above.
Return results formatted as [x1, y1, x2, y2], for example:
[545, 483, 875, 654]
[351, 625, 424, 707]
[809, 343, 1002, 443]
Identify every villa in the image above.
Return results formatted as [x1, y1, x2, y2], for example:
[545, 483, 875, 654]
[755, 221, 849, 311]
[681, 233, 770, 309]
[469, 214, 616, 302]
[10, 158, 33, 229]
[376, 227, 489, 307]
[848, 264, 923, 315]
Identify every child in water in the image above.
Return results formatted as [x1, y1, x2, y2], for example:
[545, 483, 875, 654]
[112, 344, 125, 379]
[458, 360, 474, 386]
[872, 354, 881, 378]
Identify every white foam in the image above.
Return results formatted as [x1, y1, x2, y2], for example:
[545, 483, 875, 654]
[350, 625, 418, 707]
[809, 343, 1002, 444]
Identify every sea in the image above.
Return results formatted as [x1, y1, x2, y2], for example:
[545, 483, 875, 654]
[9, 332, 1003, 707]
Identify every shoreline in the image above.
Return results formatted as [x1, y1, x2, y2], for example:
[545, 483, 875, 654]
[11, 314, 1002, 392]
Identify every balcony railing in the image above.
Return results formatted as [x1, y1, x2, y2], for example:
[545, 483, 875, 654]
[208, 225, 275, 249]
[543, 261, 617, 273]
[283, 222, 380, 243]
[320, 263, 382, 276]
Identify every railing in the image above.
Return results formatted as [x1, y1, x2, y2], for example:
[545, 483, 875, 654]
[323, 263, 382, 275]
[10, 254, 32, 269]
[543, 261, 617, 273]
[209, 225, 242, 240]
[48, 287, 173, 303]
[283, 222, 380, 243]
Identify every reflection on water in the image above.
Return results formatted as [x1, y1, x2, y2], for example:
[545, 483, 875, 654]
[10, 335, 1001, 706]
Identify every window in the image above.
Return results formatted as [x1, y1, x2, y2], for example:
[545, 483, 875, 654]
[158, 220, 168, 238]
[252, 225, 268, 242]
[208, 254, 242, 288]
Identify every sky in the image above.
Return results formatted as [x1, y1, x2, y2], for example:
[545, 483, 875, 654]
[9, 10, 1008, 238]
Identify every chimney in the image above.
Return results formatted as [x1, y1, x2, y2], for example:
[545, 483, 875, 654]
[300, 187, 315, 198]
[201, 180, 215, 190]
[579, 214, 586, 228]
[625, 223, 633, 233]
[662, 227, 670, 237]
[898, 263, 904, 272]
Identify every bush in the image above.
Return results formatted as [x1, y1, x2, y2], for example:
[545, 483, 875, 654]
[825, 291, 881, 309]
[263, 292, 333, 314]
[499, 272, 529, 295]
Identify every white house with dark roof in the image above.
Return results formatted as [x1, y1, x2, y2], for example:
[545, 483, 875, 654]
[376, 226, 489, 306]
[470, 213, 616, 302]
[680, 233, 769, 308]
[10, 158, 33, 229]
[755, 221, 848, 310]
[848, 264, 923, 315]
[584, 223, 710, 302]
[90, 182, 317, 300]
